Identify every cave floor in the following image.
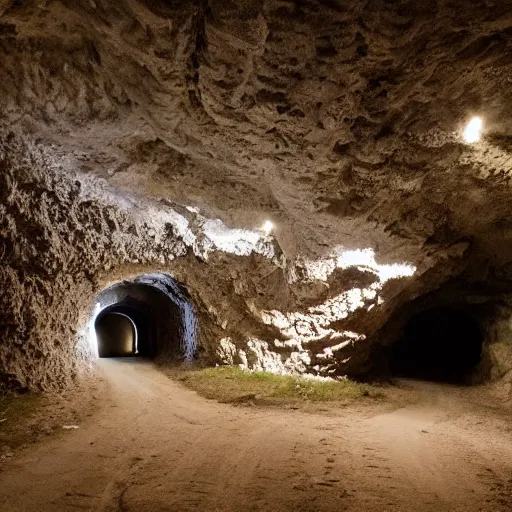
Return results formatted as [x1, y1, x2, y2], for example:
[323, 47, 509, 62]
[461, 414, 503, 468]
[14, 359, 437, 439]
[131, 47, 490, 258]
[0, 360, 511, 511]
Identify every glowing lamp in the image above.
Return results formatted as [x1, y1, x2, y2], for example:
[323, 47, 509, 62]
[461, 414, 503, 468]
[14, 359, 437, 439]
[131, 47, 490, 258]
[463, 116, 483, 143]
[262, 220, 273, 234]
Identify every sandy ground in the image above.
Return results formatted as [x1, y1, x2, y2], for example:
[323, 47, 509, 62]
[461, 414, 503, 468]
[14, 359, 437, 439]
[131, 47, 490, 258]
[0, 359, 511, 512]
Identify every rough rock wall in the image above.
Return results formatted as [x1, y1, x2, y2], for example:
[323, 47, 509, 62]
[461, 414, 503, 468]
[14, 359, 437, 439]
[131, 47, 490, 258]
[0, 132, 288, 390]
[3, 135, 512, 391]
[4, 129, 512, 390]
[0, 131, 373, 388]
[0, 133, 182, 389]
[363, 257, 512, 384]
[479, 307, 512, 385]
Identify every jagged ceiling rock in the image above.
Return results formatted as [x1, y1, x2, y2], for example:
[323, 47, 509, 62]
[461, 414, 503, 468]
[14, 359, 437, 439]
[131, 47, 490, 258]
[2, 0, 512, 261]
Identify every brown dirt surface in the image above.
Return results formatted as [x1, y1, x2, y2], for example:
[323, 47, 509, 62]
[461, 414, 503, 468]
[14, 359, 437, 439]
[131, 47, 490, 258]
[0, 359, 511, 511]
[0, 373, 102, 460]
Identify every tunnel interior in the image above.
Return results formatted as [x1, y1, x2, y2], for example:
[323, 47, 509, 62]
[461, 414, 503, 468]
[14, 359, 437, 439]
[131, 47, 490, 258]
[95, 300, 153, 358]
[93, 276, 192, 360]
[96, 312, 136, 358]
[389, 307, 484, 383]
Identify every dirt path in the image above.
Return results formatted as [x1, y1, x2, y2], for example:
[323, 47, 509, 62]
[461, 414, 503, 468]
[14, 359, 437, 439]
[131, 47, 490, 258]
[0, 359, 511, 511]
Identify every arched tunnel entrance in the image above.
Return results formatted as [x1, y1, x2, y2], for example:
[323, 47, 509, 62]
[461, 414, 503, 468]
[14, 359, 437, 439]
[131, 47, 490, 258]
[96, 312, 136, 357]
[91, 274, 197, 361]
[389, 307, 484, 383]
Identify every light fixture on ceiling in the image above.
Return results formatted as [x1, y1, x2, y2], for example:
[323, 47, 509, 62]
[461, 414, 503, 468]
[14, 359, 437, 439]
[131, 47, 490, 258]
[463, 116, 483, 143]
[262, 220, 273, 234]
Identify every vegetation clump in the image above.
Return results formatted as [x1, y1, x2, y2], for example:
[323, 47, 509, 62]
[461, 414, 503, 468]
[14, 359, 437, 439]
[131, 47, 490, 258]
[166, 365, 381, 405]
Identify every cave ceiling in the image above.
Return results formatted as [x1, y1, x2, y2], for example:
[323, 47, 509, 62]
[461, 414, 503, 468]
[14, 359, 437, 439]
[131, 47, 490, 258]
[2, 0, 512, 265]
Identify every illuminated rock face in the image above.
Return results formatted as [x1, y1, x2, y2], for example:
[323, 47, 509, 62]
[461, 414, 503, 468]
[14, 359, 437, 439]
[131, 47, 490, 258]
[2, 2, 512, 389]
[0, 133, 285, 389]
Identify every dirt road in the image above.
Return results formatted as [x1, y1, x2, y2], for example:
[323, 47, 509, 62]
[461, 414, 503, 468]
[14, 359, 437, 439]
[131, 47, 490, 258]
[0, 359, 511, 511]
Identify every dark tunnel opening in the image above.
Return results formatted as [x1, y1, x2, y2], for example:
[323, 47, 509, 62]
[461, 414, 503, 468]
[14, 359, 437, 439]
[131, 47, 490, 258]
[93, 275, 194, 361]
[389, 307, 484, 383]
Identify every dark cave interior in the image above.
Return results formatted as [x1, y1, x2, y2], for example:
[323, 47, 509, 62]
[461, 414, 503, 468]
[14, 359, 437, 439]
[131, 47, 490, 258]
[389, 307, 484, 383]
[95, 302, 151, 358]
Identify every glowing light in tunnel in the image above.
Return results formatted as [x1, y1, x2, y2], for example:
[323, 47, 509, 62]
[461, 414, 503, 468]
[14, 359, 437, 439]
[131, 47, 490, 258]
[336, 248, 416, 283]
[88, 302, 101, 358]
[463, 116, 483, 143]
[202, 219, 269, 257]
[262, 220, 273, 234]
[84, 274, 198, 362]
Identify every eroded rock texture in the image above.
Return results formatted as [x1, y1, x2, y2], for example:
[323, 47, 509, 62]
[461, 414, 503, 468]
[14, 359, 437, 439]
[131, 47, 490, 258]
[3, 1, 512, 389]
[0, 133, 284, 389]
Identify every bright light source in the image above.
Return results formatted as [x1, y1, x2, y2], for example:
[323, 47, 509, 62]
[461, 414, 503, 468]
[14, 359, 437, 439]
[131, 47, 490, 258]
[336, 248, 416, 283]
[262, 220, 273, 234]
[88, 302, 101, 358]
[463, 116, 483, 143]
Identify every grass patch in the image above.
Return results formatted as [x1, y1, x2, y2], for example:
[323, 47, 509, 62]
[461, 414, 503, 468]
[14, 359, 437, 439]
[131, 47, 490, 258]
[166, 366, 382, 405]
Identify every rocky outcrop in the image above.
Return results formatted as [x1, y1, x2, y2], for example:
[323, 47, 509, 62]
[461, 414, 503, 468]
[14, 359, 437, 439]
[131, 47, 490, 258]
[3, 129, 512, 390]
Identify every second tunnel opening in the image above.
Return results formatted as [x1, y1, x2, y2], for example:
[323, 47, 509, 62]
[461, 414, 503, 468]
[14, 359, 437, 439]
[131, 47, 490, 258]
[389, 307, 484, 383]
[96, 312, 137, 358]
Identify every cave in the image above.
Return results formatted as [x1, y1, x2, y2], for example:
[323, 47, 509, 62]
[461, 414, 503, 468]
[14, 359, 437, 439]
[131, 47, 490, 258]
[389, 307, 484, 383]
[94, 299, 154, 359]
[0, 0, 512, 395]
[3, 2, 512, 509]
